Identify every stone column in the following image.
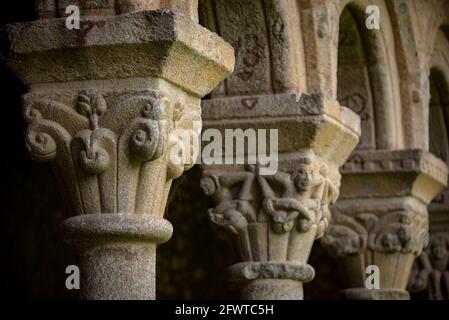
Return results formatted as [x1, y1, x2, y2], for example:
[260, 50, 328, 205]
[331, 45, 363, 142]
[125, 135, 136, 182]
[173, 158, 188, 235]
[3, 1, 234, 299]
[321, 150, 448, 300]
[200, 94, 360, 299]
[197, 0, 360, 300]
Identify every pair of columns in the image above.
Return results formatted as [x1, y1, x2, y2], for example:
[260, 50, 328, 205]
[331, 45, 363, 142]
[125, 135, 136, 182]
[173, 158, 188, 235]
[3, 1, 447, 300]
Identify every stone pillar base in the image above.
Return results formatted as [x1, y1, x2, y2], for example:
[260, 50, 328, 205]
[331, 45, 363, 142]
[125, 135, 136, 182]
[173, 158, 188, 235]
[241, 279, 304, 300]
[229, 261, 314, 300]
[58, 214, 173, 300]
[341, 288, 410, 300]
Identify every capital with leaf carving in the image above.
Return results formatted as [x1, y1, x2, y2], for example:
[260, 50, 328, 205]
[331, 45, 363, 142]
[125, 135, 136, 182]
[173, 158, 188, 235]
[2, 3, 234, 300]
[408, 192, 449, 300]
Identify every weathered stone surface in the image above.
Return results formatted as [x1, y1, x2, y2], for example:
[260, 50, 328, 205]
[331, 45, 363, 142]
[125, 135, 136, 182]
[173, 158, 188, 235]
[322, 150, 448, 299]
[314, 0, 449, 301]
[409, 47, 449, 300]
[201, 92, 360, 299]
[341, 150, 448, 203]
[409, 186, 449, 299]
[59, 214, 172, 299]
[37, 0, 199, 21]
[2, 10, 234, 97]
[341, 288, 410, 300]
[228, 261, 315, 282]
[202, 93, 360, 164]
[198, 0, 363, 301]
[4, 6, 234, 300]
[3, 0, 449, 301]
[241, 279, 305, 300]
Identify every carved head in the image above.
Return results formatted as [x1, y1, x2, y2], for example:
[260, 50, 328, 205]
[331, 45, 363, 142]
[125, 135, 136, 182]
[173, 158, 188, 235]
[200, 173, 218, 197]
[293, 157, 313, 193]
[429, 234, 449, 260]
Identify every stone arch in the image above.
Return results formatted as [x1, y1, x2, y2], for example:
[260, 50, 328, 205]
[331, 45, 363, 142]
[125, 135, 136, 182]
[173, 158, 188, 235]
[336, 0, 403, 150]
[199, 0, 307, 97]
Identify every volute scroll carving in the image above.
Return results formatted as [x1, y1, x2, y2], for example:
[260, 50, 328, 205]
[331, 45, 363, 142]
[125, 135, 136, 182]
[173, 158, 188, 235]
[23, 90, 201, 217]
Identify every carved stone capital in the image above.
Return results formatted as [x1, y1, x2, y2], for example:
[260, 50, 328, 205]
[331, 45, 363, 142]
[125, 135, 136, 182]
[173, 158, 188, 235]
[4, 9, 234, 299]
[201, 92, 361, 299]
[24, 89, 201, 218]
[321, 149, 448, 299]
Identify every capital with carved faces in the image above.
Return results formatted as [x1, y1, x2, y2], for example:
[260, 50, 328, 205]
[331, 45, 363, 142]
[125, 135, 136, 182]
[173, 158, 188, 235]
[200, 93, 360, 299]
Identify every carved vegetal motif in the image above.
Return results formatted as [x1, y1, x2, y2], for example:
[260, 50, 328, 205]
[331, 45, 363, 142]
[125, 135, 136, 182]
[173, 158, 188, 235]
[24, 90, 200, 217]
[201, 153, 340, 262]
[408, 233, 449, 300]
[322, 209, 429, 257]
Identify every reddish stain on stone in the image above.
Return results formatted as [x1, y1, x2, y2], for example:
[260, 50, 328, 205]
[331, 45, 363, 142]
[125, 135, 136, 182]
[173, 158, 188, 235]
[241, 98, 258, 109]
[76, 20, 106, 46]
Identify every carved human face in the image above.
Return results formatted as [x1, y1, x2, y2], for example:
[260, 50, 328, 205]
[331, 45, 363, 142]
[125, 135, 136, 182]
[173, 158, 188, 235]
[294, 163, 313, 192]
[430, 235, 449, 260]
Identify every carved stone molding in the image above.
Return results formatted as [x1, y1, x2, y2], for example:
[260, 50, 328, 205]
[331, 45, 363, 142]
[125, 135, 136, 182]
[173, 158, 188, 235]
[408, 232, 449, 300]
[321, 149, 448, 300]
[201, 93, 361, 299]
[3, 9, 234, 299]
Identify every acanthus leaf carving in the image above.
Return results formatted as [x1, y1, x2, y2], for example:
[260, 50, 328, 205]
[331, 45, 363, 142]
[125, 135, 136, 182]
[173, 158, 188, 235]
[23, 90, 199, 216]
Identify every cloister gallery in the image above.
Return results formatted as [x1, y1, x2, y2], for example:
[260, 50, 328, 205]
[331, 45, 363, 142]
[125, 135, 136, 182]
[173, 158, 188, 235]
[1, 0, 449, 300]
